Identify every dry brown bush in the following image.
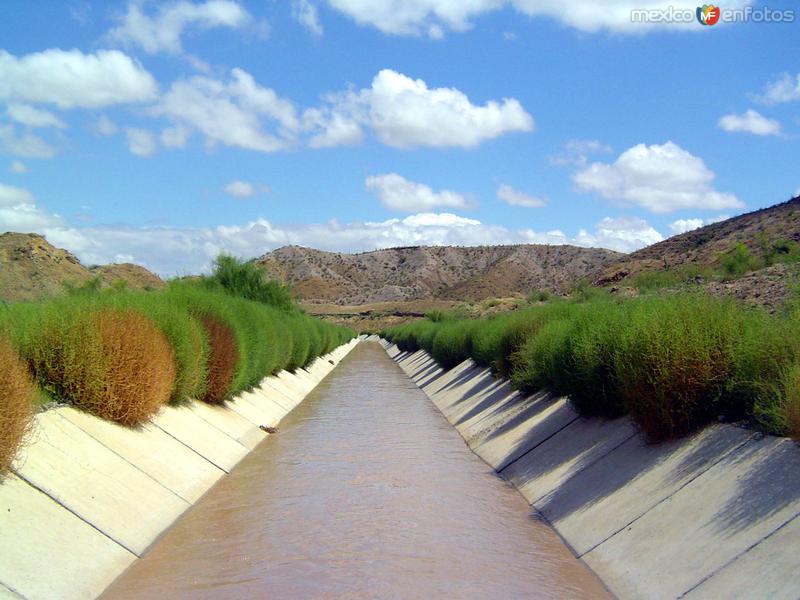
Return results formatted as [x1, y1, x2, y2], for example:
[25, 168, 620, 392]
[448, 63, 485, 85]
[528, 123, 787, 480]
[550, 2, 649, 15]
[27, 308, 176, 426]
[92, 309, 176, 425]
[200, 314, 237, 404]
[0, 338, 34, 474]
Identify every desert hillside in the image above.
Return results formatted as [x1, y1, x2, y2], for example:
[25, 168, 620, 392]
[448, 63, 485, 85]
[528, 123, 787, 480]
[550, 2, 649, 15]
[595, 195, 800, 284]
[254, 244, 621, 305]
[0, 233, 164, 301]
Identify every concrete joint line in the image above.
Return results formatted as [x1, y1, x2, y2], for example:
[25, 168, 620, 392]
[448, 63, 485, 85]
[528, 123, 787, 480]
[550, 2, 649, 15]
[62, 414, 202, 505]
[150, 421, 232, 473]
[676, 508, 800, 598]
[12, 471, 139, 557]
[0, 580, 26, 600]
[528, 427, 639, 507]
[578, 433, 758, 559]
[496, 413, 582, 474]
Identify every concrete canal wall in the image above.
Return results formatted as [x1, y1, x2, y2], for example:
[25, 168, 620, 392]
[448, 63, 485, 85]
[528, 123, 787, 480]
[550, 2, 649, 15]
[378, 338, 800, 600]
[0, 338, 360, 600]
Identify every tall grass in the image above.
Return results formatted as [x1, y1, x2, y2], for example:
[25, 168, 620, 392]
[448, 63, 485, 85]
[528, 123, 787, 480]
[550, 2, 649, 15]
[2, 301, 176, 425]
[202, 254, 294, 311]
[0, 260, 356, 434]
[384, 292, 800, 441]
[0, 338, 34, 474]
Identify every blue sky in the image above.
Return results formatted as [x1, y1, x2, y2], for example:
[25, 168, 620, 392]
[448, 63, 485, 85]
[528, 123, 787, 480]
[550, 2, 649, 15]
[0, 0, 798, 276]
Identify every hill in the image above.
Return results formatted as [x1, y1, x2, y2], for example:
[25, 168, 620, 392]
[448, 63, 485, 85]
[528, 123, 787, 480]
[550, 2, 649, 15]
[254, 244, 621, 305]
[594, 195, 800, 284]
[0, 233, 164, 302]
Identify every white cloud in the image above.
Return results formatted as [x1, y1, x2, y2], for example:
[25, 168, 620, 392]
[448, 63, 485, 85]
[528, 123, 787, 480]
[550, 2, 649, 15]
[306, 69, 533, 149]
[718, 109, 781, 136]
[0, 125, 57, 158]
[293, 0, 323, 36]
[13, 206, 663, 275]
[365, 173, 470, 212]
[668, 218, 704, 234]
[125, 128, 157, 156]
[160, 125, 191, 148]
[95, 115, 118, 136]
[6, 104, 66, 129]
[574, 216, 663, 252]
[9, 160, 27, 174]
[550, 138, 612, 167]
[497, 184, 546, 208]
[155, 68, 299, 152]
[668, 214, 730, 235]
[107, 0, 251, 54]
[223, 180, 255, 198]
[0, 183, 63, 231]
[0, 48, 157, 109]
[756, 73, 800, 104]
[326, 0, 754, 36]
[573, 141, 744, 214]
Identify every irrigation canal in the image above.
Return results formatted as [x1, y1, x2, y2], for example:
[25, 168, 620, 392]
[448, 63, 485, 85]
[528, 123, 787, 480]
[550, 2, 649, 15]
[101, 341, 609, 599]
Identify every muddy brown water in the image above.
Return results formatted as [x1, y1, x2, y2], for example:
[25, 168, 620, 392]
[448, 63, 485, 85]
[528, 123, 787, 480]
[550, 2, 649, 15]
[102, 342, 609, 599]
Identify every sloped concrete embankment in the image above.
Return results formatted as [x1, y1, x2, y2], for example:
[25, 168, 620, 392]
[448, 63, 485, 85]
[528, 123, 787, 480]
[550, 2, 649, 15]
[377, 338, 800, 599]
[0, 338, 361, 600]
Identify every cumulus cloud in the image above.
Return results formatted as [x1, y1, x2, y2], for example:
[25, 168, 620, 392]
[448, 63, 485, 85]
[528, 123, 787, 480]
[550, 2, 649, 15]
[668, 218, 704, 235]
[160, 125, 191, 148]
[668, 214, 730, 234]
[9, 160, 27, 174]
[497, 184, 546, 208]
[573, 141, 744, 214]
[223, 180, 255, 198]
[95, 115, 118, 136]
[365, 173, 470, 212]
[6, 104, 67, 129]
[107, 0, 251, 54]
[756, 72, 800, 104]
[0, 125, 57, 158]
[306, 69, 533, 149]
[0, 183, 63, 231]
[718, 109, 781, 136]
[326, 0, 754, 36]
[574, 216, 663, 252]
[155, 68, 299, 152]
[8, 204, 661, 275]
[292, 0, 323, 36]
[0, 48, 157, 109]
[125, 128, 157, 156]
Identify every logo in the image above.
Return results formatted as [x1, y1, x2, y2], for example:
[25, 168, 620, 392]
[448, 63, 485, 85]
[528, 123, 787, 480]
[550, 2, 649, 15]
[697, 4, 721, 25]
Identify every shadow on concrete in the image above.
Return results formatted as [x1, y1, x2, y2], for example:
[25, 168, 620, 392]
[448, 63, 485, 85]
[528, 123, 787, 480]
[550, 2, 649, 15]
[453, 382, 517, 427]
[441, 371, 496, 415]
[711, 438, 800, 535]
[500, 417, 636, 504]
[427, 365, 482, 396]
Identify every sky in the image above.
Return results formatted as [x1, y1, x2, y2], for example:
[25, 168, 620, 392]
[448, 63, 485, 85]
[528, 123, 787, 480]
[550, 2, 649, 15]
[0, 0, 798, 277]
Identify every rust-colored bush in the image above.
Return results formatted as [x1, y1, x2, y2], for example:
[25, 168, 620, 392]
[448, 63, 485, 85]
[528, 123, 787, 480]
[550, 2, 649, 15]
[200, 314, 237, 403]
[0, 338, 34, 474]
[92, 309, 176, 425]
[26, 308, 175, 426]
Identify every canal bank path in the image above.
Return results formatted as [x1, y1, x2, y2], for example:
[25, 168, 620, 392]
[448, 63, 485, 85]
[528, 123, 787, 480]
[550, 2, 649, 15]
[101, 341, 610, 599]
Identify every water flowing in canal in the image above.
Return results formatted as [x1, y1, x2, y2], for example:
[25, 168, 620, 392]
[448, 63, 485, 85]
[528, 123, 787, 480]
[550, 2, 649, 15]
[102, 341, 609, 599]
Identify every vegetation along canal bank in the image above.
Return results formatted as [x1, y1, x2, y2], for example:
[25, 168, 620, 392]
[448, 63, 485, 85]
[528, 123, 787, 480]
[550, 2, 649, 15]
[0, 257, 357, 599]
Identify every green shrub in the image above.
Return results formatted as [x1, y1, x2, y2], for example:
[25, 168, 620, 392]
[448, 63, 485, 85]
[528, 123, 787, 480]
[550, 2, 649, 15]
[204, 254, 294, 311]
[719, 243, 759, 279]
[613, 295, 742, 440]
[431, 321, 475, 369]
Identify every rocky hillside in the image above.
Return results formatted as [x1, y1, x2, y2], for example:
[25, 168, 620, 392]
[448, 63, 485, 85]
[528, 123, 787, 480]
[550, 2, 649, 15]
[255, 244, 621, 305]
[594, 195, 800, 284]
[0, 233, 164, 302]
